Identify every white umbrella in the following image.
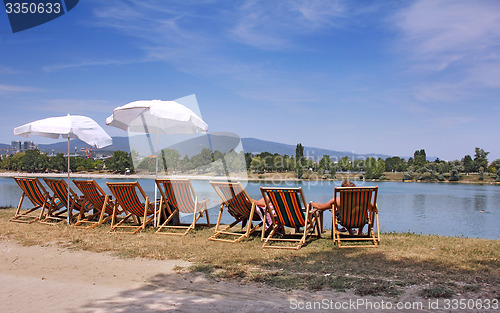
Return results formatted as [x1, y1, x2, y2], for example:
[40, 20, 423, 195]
[106, 99, 208, 225]
[106, 100, 208, 134]
[14, 114, 113, 224]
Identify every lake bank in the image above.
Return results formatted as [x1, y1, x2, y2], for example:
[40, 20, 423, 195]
[1, 170, 499, 185]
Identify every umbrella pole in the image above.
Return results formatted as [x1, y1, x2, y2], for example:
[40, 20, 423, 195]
[154, 131, 161, 227]
[67, 137, 70, 225]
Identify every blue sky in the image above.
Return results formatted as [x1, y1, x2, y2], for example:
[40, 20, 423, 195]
[1, 0, 499, 161]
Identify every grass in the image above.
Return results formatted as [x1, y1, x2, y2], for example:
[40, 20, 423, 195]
[1, 208, 498, 299]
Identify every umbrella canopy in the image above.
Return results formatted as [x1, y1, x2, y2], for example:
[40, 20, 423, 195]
[14, 114, 112, 224]
[106, 100, 208, 135]
[15, 115, 112, 148]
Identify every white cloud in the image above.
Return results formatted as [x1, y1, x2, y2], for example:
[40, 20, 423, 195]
[392, 0, 500, 103]
[394, 0, 500, 70]
[0, 84, 47, 94]
[230, 0, 346, 50]
[42, 58, 145, 72]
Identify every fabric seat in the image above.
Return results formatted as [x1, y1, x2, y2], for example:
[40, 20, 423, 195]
[42, 178, 93, 225]
[155, 179, 209, 236]
[332, 186, 380, 248]
[106, 181, 156, 234]
[209, 181, 263, 243]
[10, 177, 59, 223]
[72, 180, 118, 229]
[260, 187, 319, 250]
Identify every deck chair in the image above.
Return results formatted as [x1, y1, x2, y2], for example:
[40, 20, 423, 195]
[209, 181, 263, 243]
[332, 186, 380, 248]
[155, 179, 210, 236]
[260, 187, 319, 250]
[72, 180, 118, 229]
[106, 182, 156, 234]
[10, 177, 59, 223]
[42, 178, 94, 225]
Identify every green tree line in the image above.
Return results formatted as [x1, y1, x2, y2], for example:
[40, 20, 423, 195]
[2, 145, 499, 182]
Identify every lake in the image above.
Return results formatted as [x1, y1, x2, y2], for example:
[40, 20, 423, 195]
[1, 177, 498, 240]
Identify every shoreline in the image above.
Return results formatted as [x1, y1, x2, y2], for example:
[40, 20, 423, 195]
[1, 171, 499, 185]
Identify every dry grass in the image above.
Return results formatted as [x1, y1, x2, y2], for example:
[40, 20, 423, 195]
[0, 207, 498, 299]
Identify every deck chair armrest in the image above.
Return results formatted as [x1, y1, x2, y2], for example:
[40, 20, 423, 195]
[197, 199, 209, 205]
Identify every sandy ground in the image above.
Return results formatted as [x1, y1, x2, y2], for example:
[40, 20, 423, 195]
[1, 240, 484, 313]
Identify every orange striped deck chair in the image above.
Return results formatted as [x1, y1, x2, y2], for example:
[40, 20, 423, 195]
[72, 180, 119, 229]
[155, 179, 209, 236]
[209, 181, 263, 243]
[42, 178, 94, 225]
[11, 177, 59, 223]
[260, 187, 319, 250]
[106, 182, 156, 234]
[332, 186, 380, 248]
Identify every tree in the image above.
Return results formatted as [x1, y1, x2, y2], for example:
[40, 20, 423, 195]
[250, 156, 264, 173]
[365, 157, 384, 179]
[161, 148, 181, 173]
[462, 155, 474, 174]
[106, 150, 133, 174]
[473, 147, 489, 172]
[48, 153, 66, 172]
[295, 143, 304, 178]
[339, 156, 351, 172]
[385, 156, 406, 172]
[449, 167, 460, 181]
[190, 148, 212, 172]
[20, 149, 48, 172]
[413, 149, 427, 169]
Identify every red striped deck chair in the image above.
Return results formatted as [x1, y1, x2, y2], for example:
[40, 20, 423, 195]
[332, 186, 380, 248]
[72, 180, 119, 229]
[106, 182, 156, 234]
[10, 177, 58, 223]
[209, 181, 263, 243]
[155, 179, 209, 236]
[42, 178, 94, 225]
[260, 187, 319, 250]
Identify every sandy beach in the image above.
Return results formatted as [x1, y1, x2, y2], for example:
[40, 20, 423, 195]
[0, 239, 455, 313]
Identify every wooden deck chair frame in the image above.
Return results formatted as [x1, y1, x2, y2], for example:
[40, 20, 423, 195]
[260, 187, 319, 250]
[72, 180, 118, 229]
[155, 179, 210, 236]
[209, 181, 263, 243]
[11, 177, 53, 223]
[41, 178, 93, 225]
[332, 186, 380, 248]
[106, 182, 156, 234]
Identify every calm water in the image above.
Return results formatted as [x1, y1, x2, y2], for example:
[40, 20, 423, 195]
[1, 177, 498, 240]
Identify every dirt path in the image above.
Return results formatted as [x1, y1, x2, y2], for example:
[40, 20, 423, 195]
[0, 240, 478, 312]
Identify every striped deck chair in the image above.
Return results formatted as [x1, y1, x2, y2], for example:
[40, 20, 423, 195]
[332, 186, 380, 248]
[260, 187, 319, 250]
[10, 177, 59, 223]
[155, 179, 209, 236]
[72, 180, 118, 229]
[209, 181, 263, 243]
[42, 178, 94, 225]
[106, 182, 156, 234]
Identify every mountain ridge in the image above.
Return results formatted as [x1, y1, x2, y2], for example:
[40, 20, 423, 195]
[2, 136, 401, 160]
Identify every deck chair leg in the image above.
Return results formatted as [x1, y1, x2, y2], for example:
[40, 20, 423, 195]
[213, 205, 223, 233]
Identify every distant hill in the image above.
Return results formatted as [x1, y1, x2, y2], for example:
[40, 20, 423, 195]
[241, 138, 391, 160]
[1, 136, 403, 160]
